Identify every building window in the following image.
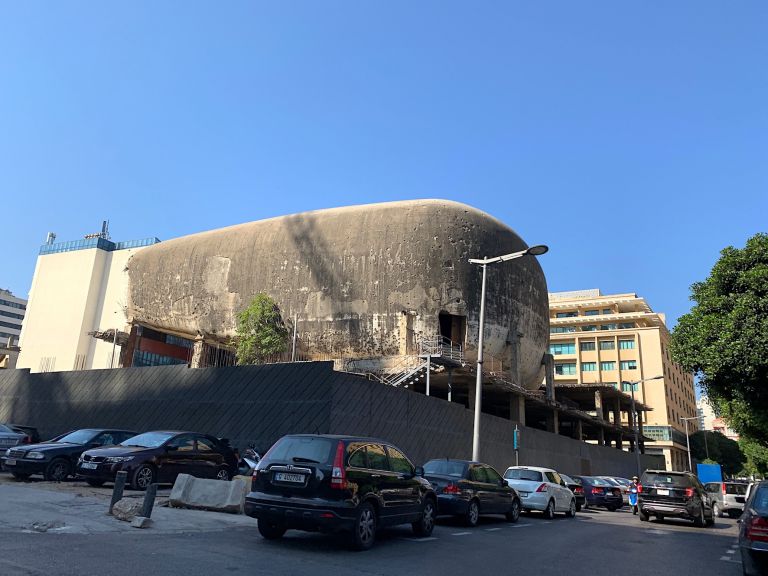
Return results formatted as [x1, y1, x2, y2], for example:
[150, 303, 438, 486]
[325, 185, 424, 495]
[556, 311, 578, 318]
[621, 382, 638, 392]
[582, 325, 597, 332]
[600, 324, 617, 331]
[550, 326, 576, 333]
[584, 310, 600, 316]
[619, 339, 635, 349]
[549, 342, 575, 355]
[599, 340, 615, 351]
[619, 322, 636, 329]
[600, 361, 616, 371]
[620, 360, 637, 370]
[580, 341, 596, 351]
[581, 362, 597, 372]
[602, 308, 612, 314]
[555, 363, 577, 376]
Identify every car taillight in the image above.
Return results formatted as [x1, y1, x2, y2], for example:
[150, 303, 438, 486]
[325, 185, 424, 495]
[442, 483, 461, 494]
[722, 483, 727, 496]
[536, 483, 548, 493]
[685, 487, 694, 498]
[574, 487, 584, 495]
[330, 441, 347, 490]
[592, 487, 604, 495]
[746, 517, 768, 543]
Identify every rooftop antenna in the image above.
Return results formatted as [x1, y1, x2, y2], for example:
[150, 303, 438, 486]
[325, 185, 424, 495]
[101, 220, 110, 240]
[45, 232, 57, 245]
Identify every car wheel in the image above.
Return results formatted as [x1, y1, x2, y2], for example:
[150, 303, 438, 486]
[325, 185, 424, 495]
[607, 505, 619, 512]
[131, 464, 155, 491]
[86, 479, 105, 488]
[543, 499, 555, 520]
[352, 502, 377, 551]
[11, 472, 30, 481]
[44, 458, 71, 482]
[713, 503, 722, 518]
[694, 505, 705, 528]
[216, 467, 230, 481]
[465, 499, 480, 527]
[575, 503, 582, 512]
[412, 497, 436, 537]
[656, 515, 665, 522]
[257, 520, 286, 540]
[638, 508, 649, 522]
[706, 511, 715, 527]
[566, 499, 576, 518]
[506, 498, 521, 523]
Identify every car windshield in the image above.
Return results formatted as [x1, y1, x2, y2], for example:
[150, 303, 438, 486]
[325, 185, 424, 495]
[424, 460, 466, 477]
[265, 436, 335, 465]
[642, 473, 690, 487]
[120, 432, 175, 448]
[726, 483, 748, 495]
[0, 424, 16, 434]
[504, 469, 543, 482]
[56, 430, 97, 444]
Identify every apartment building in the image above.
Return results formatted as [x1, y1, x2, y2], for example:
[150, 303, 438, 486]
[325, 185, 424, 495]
[548, 289, 697, 472]
[0, 288, 26, 346]
[697, 395, 739, 441]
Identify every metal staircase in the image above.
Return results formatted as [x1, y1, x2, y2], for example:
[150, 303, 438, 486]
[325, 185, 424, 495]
[375, 336, 464, 388]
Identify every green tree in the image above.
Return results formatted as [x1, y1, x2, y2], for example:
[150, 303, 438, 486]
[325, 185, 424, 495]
[740, 437, 768, 478]
[235, 293, 290, 365]
[689, 431, 745, 476]
[671, 233, 768, 443]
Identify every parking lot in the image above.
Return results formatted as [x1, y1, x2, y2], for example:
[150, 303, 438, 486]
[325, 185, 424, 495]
[0, 470, 742, 576]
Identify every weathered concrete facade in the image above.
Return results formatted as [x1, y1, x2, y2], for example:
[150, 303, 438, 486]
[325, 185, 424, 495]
[126, 200, 549, 389]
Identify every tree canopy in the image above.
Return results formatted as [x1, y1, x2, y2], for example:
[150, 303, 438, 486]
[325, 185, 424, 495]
[689, 431, 745, 476]
[235, 293, 290, 365]
[671, 233, 768, 443]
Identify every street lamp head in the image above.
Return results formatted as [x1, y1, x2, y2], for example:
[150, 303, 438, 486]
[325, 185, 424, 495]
[526, 245, 549, 256]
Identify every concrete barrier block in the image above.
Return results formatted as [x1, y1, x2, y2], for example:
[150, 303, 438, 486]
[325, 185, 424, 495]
[169, 474, 248, 514]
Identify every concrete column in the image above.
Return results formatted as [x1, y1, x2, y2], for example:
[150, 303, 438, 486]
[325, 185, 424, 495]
[597, 426, 606, 446]
[509, 393, 526, 425]
[637, 409, 645, 453]
[543, 353, 555, 401]
[190, 336, 206, 368]
[546, 409, 559, 434]
[594, 390, 604, 421]
[613, 398, 621, 426]
[616, 432, 623, 450]
[574, 419, 583, 441]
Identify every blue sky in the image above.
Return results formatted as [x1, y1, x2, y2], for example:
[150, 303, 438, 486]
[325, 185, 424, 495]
[2, 1, 766, 329]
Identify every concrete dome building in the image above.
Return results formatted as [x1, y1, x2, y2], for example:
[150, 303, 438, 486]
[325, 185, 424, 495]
[125, 200, 549, 390]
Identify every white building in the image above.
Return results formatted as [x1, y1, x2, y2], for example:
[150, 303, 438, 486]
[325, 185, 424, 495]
[0, 288, 26, 347]
[697, 395, 739, 441]
[17, 230, 159, 373]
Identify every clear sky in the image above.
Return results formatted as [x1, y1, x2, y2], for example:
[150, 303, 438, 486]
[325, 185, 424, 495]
[1, 2, 766, 329]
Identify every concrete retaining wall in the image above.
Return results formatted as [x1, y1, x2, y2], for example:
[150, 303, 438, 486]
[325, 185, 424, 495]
[0, 362, 659, 477]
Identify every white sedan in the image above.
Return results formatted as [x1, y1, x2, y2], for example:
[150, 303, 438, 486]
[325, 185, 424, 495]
[503, 466, 577, 519]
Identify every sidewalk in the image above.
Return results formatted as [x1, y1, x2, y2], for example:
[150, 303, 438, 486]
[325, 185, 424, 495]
[0, 477, 256, 535]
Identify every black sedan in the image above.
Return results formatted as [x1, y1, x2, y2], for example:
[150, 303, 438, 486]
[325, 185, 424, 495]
[560, 473, 586, 512]
[76, 430, 237, 490]
[573, 476, 623, 511]
[423, 459, 521, 526]
[740, 480, 768, 575]
[2, 428, 137, 481]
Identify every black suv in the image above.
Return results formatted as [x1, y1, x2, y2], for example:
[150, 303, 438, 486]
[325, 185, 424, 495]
[638, 470, 715, 527]
[244, 434, 437, 550]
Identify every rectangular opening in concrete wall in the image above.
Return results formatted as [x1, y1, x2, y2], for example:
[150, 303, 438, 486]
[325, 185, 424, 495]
[439, 312, 466, 346]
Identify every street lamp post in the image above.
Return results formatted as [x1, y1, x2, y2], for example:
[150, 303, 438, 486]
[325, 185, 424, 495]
[468, 244, 548, 461]
[681, 416, 698, 472]
[623, 375, 664, 477]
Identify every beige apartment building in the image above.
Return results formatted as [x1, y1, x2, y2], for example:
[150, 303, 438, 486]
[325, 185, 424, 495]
[548, 289, 697, 472]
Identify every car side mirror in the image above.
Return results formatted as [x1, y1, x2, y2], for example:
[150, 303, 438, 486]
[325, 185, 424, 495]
[500, 479, 506, 487]
[414, 466, 424, 477]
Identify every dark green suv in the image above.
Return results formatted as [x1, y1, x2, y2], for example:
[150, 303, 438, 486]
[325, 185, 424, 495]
[244, 434, 437, 550]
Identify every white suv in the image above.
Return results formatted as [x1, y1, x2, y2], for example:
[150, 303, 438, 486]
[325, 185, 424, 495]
[503, 466, 576, 519]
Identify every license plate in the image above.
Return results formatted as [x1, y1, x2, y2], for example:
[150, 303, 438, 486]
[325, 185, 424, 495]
[81, 462, 98, 470]
[274, 472, 305, 483]
[656, 489, 669, 496]
[5, 459, 15, 466]
[519, 491, 530, 498]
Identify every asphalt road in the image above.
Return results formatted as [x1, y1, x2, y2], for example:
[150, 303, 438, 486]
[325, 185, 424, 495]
[0, 501, 743, 576]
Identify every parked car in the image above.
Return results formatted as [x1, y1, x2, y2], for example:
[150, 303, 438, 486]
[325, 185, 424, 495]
[76, 430, 237, 489]
[573, 476, 623, 511]
[422, 459, 521, 526]
[244, 434, 437, 550]
[559, 473, 586, 512]
[503, 466, 577, 519]
[739, 480, 768, 576]
[0, 424, 29, 455]
[2, 428, 137, 481]
[3, 424, 41, 445]
[599, 476, 632, 505]
[704, 481, 748, 518]
[637, 470, 715, 527]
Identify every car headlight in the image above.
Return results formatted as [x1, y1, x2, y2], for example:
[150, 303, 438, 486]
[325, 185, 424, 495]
[4, 449, 10, 457]
[26, 452, 45, 460]
[105, 456, 134, 463]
